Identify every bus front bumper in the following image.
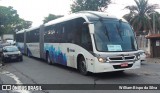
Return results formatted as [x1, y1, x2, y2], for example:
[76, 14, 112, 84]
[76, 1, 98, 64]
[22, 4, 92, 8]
[93, 60, 141, 73]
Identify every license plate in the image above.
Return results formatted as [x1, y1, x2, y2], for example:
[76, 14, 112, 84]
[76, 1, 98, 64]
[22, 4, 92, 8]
[121, 62, 128, 67]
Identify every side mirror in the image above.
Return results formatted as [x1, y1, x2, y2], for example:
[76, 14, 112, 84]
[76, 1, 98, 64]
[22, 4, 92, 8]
[89, 24, 94, 34]
[83, 22, 94, 34]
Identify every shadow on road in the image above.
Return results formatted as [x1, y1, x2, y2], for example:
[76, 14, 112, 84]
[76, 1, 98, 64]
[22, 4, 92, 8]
[2, 56, 140, 80]
[89, 71, 139, 79]
[28, 56, 138, 79]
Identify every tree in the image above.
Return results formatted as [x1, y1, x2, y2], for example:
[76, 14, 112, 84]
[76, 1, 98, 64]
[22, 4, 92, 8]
[149, 12, 160, 34]
[0, 6, 32, 35]
[123, 0, 159, 34]
[70, 0, 111, 13]
[43, 14, 63, 24]
[16, 18, 32, 31]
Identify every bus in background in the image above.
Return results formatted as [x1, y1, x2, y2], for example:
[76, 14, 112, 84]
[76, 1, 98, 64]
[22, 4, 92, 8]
[25, 27, 40, 58]
[16, 30, 26, 54]
[16, 11, 141, 75]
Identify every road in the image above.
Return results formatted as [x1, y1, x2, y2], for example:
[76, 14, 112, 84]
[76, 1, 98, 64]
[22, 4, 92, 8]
[0, 56, 160, 93]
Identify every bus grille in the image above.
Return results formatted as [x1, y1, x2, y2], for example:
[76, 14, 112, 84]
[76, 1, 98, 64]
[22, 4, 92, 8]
[109, 57, 123, 60]
[108, 56, 135, 62]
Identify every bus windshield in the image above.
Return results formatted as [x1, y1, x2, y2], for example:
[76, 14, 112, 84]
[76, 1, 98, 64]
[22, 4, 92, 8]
[94, 19, 137, 52]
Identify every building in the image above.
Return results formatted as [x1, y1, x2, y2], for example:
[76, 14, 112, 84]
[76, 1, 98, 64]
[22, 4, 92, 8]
[146, 34, 160, 58]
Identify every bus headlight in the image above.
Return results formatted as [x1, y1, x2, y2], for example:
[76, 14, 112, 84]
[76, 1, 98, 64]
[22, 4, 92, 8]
[136, 55, 140, 60]
[98, 57, 107, 63]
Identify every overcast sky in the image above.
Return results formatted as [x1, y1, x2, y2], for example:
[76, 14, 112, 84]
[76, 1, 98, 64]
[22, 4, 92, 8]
[0, 0, 160, 27]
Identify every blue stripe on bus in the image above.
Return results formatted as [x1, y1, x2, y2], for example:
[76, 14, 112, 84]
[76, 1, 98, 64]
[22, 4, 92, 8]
[44, 44, 67, 66]
[27, 46, 33, 56]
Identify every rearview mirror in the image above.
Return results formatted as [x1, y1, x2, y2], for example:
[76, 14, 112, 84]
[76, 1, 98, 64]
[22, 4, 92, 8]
[89, 24, 94, 34]
[83, 22, 94, 34]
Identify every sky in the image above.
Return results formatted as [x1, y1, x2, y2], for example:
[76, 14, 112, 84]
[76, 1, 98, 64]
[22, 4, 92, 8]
[0, 0, 160, 27]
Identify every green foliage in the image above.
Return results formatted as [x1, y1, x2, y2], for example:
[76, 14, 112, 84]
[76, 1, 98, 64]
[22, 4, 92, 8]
[16, 19, 32, 31]
[70, 0, 111, 13]
[149, 12, 160, 34]
[43, 14, 63, 24]
[0, 6, 32, 35]
[123, 0, 160, 34]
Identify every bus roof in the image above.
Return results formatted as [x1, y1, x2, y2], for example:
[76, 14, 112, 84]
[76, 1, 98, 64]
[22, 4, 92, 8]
[77, 11, 116, 19]
[16, 29, 26, 34]
[16, 11, 128, 33]
[45, 11, 127, 27]
[25, 26, 40, 33]
[44, 13, 84, 27]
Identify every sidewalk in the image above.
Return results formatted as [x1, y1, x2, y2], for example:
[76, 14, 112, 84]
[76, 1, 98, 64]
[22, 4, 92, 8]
[146, 58, 160, 63]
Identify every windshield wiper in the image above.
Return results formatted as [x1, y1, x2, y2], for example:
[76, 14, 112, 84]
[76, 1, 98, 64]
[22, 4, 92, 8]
[116, 23, 123, 41]
[99, 18, 110, 41]
[104, 25, 110, 41]
[86, 12, 111, 41]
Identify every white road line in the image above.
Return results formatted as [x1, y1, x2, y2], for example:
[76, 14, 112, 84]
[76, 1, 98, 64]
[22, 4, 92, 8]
[1, 71, 31, 93]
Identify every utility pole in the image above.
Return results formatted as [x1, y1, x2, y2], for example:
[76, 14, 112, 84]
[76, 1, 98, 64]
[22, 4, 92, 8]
[153, 13, 155, 34]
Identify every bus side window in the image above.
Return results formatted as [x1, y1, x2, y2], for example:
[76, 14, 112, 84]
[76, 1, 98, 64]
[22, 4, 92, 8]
[66, 20, 76, 43]
[81, 25, 93, 52]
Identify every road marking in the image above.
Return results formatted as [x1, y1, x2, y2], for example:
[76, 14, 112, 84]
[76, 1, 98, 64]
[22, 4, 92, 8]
[1, 71, 31, 93]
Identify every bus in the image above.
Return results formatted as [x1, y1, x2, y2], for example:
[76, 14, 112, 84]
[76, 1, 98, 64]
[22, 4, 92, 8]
[25, 27, 40, 58]
[16, 29, 26, 54]
[16, 11, 141, 75]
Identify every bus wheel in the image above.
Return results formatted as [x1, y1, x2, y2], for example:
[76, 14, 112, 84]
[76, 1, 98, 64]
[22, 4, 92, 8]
[79, 57, 88, 75]
[46, 53, 52, 65]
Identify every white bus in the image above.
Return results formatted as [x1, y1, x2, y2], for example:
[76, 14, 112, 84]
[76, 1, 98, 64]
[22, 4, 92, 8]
[16, 11, 141, 75]
[16, 30, 26, 54]
[25, 27, 41, 58]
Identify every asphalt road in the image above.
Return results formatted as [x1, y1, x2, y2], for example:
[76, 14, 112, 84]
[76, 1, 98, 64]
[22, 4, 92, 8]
[0, 56, 160, 93]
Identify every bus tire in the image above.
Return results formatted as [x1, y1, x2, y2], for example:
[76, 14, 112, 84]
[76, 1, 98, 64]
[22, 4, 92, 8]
[78, 57, 88, 75]
[46, 53, 52, 65]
